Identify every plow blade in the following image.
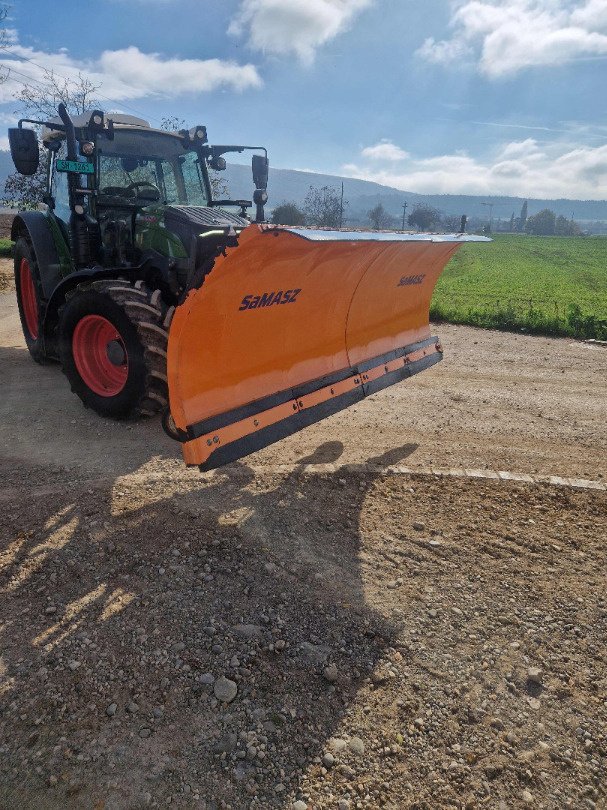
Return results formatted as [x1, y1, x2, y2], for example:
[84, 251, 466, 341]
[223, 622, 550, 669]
[167, 225, 488, 470]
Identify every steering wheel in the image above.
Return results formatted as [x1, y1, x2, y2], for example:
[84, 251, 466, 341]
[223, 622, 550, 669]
[126, 181, 161, 200]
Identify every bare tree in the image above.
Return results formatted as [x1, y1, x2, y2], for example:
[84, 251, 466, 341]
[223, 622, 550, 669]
[4, 71, 102, 209]
[442, 214, 463, 232]
[160, 115, 227, 200]
[16, 68, 101, 121]
[367, 203, 394, 230]
[304, 185, 347, 228]
[0, 5, 12, 80]
[160, 115, 186, 133]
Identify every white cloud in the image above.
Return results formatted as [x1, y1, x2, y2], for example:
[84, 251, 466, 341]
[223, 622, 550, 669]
[229, 0, 373, 64]
[343, 138, 607, 199]
[98, 47, 262, 95]
[0, 38, 262, 105]
[417, 0, 607, 77]
[497, 138, 542, 158]
[361, 140, 410, 161]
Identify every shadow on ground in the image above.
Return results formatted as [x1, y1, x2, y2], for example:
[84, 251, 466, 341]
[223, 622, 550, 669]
[0, 441, 419, 809]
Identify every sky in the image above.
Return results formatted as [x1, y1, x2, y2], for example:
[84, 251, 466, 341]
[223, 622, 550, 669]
[1, 0, 607, 200]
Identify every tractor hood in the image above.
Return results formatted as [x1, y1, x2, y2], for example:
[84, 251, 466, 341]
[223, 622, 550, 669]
[164, 205, 249, 253]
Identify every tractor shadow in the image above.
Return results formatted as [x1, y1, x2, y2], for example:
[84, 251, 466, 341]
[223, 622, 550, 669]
[0, 345, 180, 478]
[0, 439, 420, 809]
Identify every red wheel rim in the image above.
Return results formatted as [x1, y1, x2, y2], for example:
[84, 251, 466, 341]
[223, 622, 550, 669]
[72, 315, 129, 397]
[19, 258, 39, 339]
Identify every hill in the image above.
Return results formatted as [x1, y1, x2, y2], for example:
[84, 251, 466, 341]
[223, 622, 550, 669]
[1, 150, 605, 230]
[223, 162, 607, 229]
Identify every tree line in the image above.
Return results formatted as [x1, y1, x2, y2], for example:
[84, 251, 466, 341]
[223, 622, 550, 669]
[273, 189, 463, 232]
[274, 190, 586, 236]
[505, 200, 581, 236]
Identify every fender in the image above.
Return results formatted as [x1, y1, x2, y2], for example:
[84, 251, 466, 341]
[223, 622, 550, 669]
[43, 266, 123, 358]
[11, 211, 73, 300]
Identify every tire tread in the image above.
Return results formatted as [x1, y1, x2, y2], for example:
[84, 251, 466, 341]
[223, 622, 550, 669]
[59, 280, 169, 419]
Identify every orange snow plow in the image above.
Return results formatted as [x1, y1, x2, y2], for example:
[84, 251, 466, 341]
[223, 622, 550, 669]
[167, 224, 489, 470]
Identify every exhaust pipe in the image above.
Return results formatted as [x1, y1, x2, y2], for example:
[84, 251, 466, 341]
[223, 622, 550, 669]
[57, 103, 77, 161]
[57, 104, 91, 267]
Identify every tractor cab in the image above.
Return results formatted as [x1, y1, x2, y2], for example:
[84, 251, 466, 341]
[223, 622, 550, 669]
[10, 107, 269, 290]
[43, 112, 266, 275]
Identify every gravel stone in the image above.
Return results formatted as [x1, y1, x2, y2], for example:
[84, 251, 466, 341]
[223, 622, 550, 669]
[213, 676, 238, 703]
[527, 667, 543, 684]
[323, 664, 339, 683]
[348, 737, 365, 756]
[322, 752, 335, 768]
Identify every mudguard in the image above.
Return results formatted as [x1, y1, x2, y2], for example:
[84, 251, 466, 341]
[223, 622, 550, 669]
[167, 225, 489, 470]
[11, 212, 72, 299]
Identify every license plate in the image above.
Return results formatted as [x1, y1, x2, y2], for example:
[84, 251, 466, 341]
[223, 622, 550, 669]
[56, 159, 94, 174]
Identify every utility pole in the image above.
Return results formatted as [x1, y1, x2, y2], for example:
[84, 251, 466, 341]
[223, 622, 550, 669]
[339, 182, 344, 229]
[401, 202, 408, 230]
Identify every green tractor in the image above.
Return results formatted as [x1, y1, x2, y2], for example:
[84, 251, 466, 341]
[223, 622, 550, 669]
[8, 104, 269, 420]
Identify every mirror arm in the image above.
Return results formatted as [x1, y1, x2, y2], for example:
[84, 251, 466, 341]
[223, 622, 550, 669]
[18, 117, 65, 131]
[209, 145, 267, 159]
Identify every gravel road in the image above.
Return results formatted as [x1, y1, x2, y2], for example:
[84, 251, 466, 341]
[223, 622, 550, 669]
[0, 264, 606, 809]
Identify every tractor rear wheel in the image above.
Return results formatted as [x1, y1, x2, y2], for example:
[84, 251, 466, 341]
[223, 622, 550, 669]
[58, 280, 169, 419]
[14, 237, 47, 364]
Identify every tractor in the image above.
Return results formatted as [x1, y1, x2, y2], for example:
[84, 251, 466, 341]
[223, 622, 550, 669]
[9, 104, 268, 422]
[8, 106, 489, 471]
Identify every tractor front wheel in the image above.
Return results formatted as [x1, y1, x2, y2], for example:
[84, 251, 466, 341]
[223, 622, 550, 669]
[58, 280, 169, 419]
[14, 237, 47, 364]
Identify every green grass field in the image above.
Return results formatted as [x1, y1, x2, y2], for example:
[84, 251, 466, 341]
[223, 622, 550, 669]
[0, 238, 13, 258]
[431, 234, 607, 340]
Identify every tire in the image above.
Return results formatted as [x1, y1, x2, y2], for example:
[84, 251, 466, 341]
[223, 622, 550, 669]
[14, 236, 48, 364]
[58, 279, 169, 419]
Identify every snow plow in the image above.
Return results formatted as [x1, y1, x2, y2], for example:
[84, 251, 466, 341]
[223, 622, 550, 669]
[168, 225, 489, 469]
[8, 106, 489, 471]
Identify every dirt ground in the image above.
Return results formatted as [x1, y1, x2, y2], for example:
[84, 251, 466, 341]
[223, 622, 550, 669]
[0, 262, 606, 810]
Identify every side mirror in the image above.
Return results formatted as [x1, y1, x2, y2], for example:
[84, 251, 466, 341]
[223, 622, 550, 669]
[8, 128, 39, 176]
[252, 154, 268, 190]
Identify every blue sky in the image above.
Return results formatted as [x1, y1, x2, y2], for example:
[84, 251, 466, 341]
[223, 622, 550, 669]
[2, 0, 607, 199]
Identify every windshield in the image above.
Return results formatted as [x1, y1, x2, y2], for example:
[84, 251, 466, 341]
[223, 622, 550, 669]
[96, 129, 210, 206]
